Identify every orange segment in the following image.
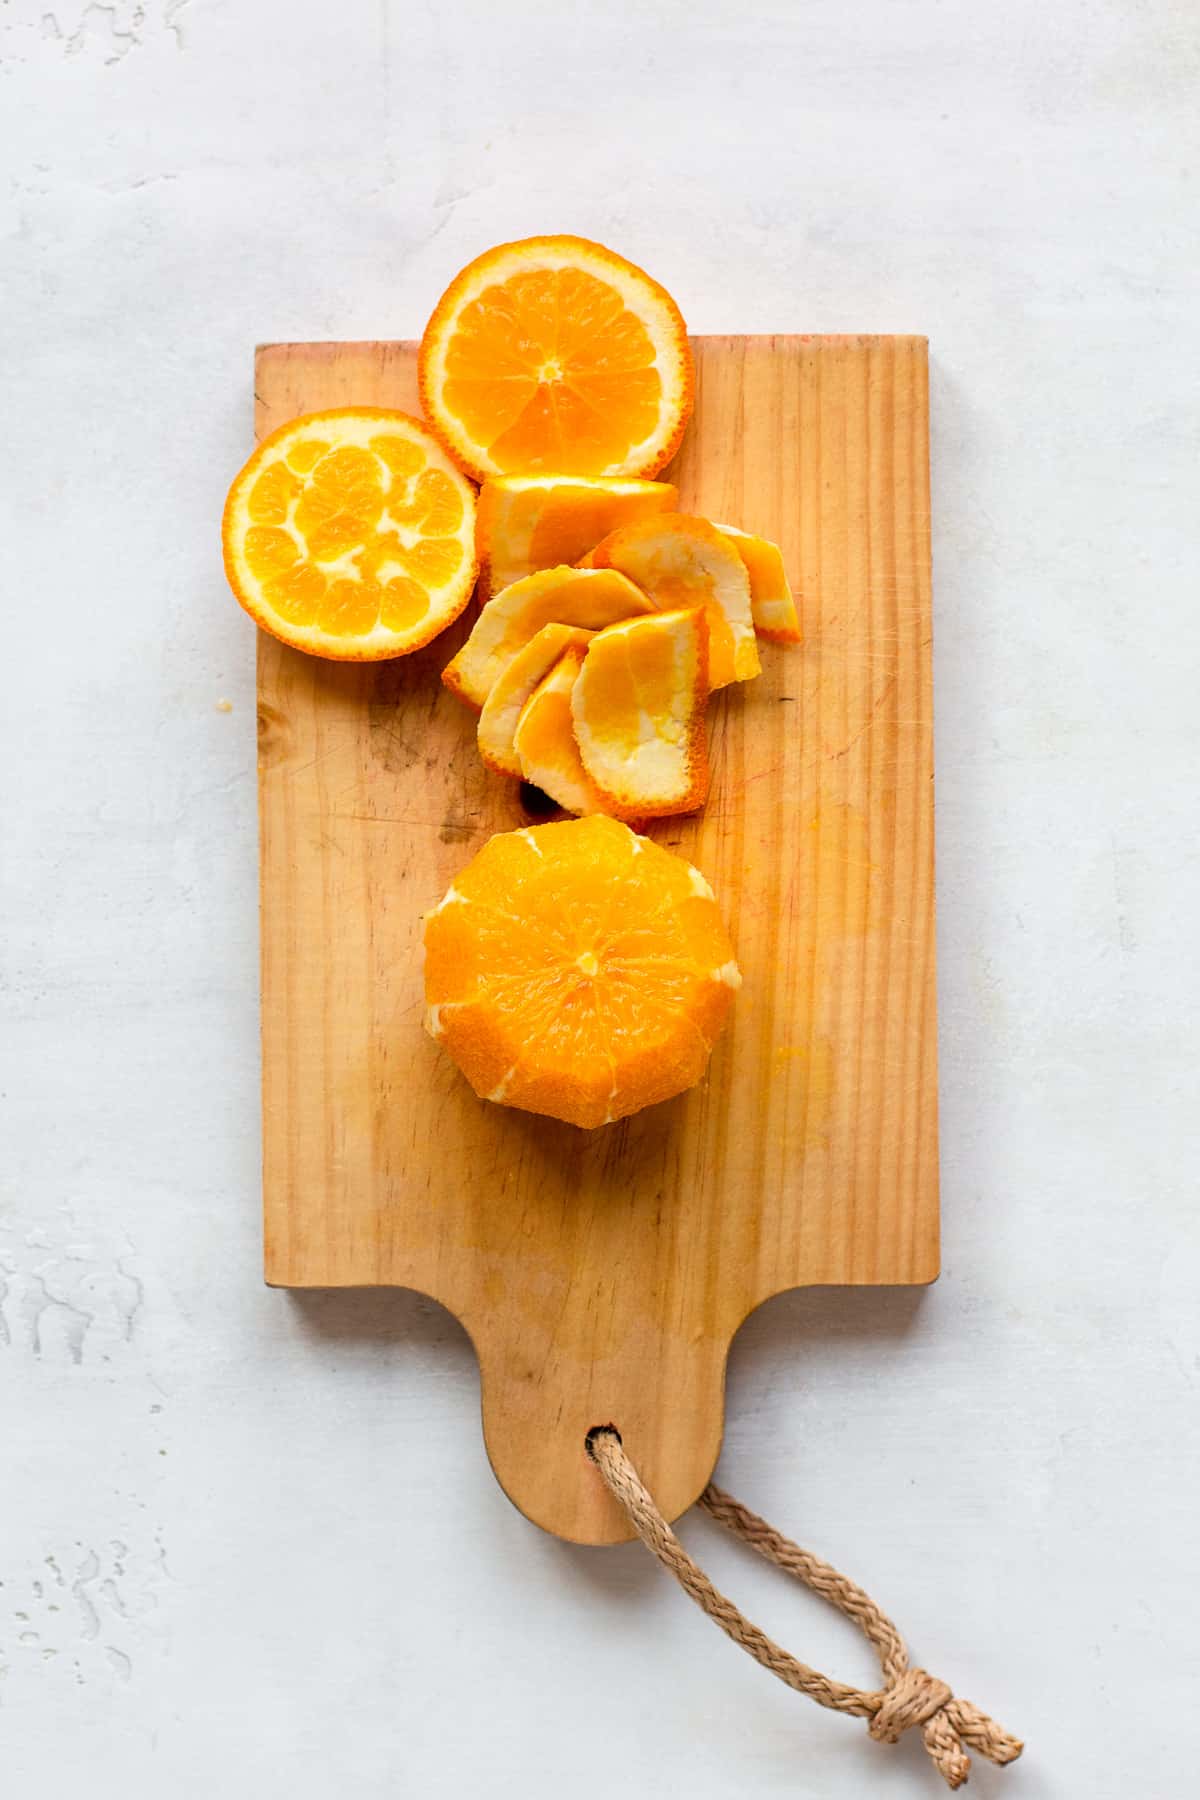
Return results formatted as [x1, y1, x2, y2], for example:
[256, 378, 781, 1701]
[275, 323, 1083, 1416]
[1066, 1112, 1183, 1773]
[571, 608, 709, 820]
[714, 522, 802, 642]
[286, 438, 330, 475]
[380, 577, 431, 633]
[418, 470, 467, 535]
[478, 623, 595, 777]
[265, 561, 325, 622]
[247, 462, 301, 523]
[512, 646, 604, 817]
[222, 408, 477, 662]
[319, 576, 381, 635]
[419, 237, 693, 481]
[423, 816, 740, 1128]
[581, 515, 759, 688]
[441, 565, 653, 711]
[476, 475, 678, 600]
[293, 444, 384, 559]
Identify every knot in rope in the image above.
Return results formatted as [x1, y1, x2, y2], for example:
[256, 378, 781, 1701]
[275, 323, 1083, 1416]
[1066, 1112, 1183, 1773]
[869, 1667, 953, 1743]
[865, 1668, 1023, 1787]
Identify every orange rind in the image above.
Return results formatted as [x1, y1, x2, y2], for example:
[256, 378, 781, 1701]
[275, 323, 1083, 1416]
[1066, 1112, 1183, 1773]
[423, 816, 741, 1128]
[571, 608, 709, 820]
[512, 645, 604, 817]
[419, 236, 693, 482]
[581, 514, 759, 688]
[222, 408, 477, 661]
[476, 474, 678, 601]
[442, 565, 653, 711]
[713, 522, 802, 642]
[478, 623, 595, 778]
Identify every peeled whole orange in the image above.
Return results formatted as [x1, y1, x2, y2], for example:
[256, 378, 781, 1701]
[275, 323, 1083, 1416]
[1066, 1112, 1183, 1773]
[424, 816, 740, 1128]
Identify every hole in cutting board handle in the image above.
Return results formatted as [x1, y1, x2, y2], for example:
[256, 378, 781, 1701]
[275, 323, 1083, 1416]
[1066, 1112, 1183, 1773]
[585, 1424, 622, 1461]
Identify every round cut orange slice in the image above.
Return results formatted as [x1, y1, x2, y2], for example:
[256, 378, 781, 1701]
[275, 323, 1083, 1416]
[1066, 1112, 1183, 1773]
[423, 816, 741, 1129]
[419, 237, 693, 482]
[222, 408, 477, 661]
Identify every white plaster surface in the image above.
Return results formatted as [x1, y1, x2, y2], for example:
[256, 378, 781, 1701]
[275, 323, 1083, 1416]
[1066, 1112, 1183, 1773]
[3, 3, 1198, 1794]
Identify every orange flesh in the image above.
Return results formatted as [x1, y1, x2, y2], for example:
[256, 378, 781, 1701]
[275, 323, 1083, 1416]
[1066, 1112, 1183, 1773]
[419, 237, 693, 482]
[444, 270, 664, 474]
[424, 817, 740, 1128]
[243, 438, 466, 633]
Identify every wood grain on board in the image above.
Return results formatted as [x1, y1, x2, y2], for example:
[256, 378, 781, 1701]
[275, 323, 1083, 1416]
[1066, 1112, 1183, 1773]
[255, 335, 938, 1544]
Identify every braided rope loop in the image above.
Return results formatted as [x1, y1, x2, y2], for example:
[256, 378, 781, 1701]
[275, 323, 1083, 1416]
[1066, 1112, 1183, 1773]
[587, 1428, 1022, 1792]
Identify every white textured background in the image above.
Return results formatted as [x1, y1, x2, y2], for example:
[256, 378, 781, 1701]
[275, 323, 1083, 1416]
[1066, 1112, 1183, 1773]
[3, 3, 1198, 1794]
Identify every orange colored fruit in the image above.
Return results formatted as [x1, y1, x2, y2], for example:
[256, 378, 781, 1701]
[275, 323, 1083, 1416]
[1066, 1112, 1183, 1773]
[476, 475, 678, 600]
[714, 522, 802, 642]
[423, 816, 741, 1128]
[581, 515, 759, 688]
[442, 565, 652, 711]
[571, 607, 709, 819]
[478, 623, 595, 777]
[222, 409, 477, 661]
[512, 645, 604, 816]
[418, 236, 693, 482]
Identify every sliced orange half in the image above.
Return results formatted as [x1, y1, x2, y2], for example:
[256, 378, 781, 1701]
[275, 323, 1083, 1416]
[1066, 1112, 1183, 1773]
[512, 645, 604, 816]
[441, 565, 653, 711]
[222, 408, 477, 661]
[476, 475, 678, 600]
[423, 816, 740, 1128]
[571, 607, 709, 820]
[478, 623, 595, 777]
[580, 515, 759, 688]
[713, 522, 802, 642]
[419, 236, 693, 482]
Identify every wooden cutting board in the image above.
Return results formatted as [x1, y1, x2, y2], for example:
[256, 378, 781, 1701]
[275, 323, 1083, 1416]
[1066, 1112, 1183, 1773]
[256, 334, 938, 1545]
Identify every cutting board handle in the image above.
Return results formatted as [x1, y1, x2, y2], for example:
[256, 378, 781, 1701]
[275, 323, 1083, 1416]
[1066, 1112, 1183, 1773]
[472, 1312, 730, 1545]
